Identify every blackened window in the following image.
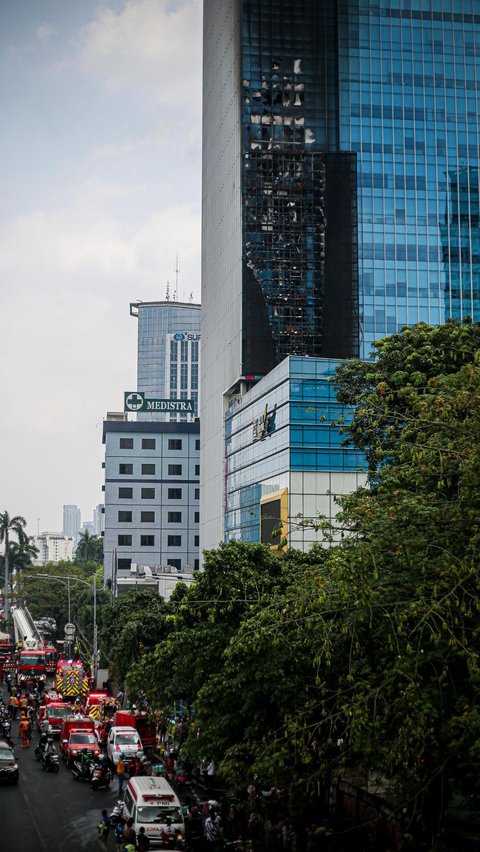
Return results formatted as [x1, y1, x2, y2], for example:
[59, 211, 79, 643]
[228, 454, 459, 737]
[168, 512, 182, 523]
[168, 439, 182, 450]
[120, 438, 134, 449]
[168, 488, 182, 499]
[141, 511, 155, 523]
[118, 511, 132, 522]
[168, 559, 181, 570]
[118, 558, 132, 570]
[141, 488, 155, 499]
[194, 559, 199, 570]
[142, 463, 155, 475]
[118, 535, 132, 546]
[168, 465, 182, 476]
[168, 535, 181, 546]
[194, 535, 199, 546]
[195, 439, 200, 450]
[195, 465, 200, 476]
[142, 438, 156, 450]
[118, 487, 133, 499]
[194, 512, 200, 523]
[195, 488, 200, 499]
[119, 464, 133, 475]
[141, 535, 155, 547]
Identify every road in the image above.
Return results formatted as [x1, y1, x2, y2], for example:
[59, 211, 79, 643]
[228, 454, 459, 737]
[0, 685, 121, 852]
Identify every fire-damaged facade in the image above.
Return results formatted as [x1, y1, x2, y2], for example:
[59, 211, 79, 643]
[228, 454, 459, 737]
[241, 0, 359, 371]
[201, 0, 360, 551]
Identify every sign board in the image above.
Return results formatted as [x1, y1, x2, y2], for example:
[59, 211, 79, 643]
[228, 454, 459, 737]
[253, 404, 276, 440]
[124, 392, 194, 414]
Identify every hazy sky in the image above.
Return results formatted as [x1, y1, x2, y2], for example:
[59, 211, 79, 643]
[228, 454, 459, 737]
[0, 0, 202, 535]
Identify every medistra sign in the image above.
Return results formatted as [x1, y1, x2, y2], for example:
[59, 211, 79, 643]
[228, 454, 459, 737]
[124, 392, 194, 414]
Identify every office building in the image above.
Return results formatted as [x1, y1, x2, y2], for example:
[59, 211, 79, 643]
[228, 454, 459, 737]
[62, 505, 81, 539]
[102, 418, 200, 583]
[225, 357, 366, 547]
[202, 0, 480, 550]
[131, 300, 201, 422]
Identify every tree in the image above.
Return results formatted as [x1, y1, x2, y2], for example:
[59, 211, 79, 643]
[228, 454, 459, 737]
[0, 511, 27, 624]
[75, 529, 103, 564]
[0, 538, 38, 584]
[100, 589, 172, 684]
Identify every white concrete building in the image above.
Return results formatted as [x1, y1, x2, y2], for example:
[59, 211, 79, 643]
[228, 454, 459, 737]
[32, 532, 75, 564]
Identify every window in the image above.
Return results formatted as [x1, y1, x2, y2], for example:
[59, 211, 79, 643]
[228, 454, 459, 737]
[168, 465, 182, 476]
[168, 535, 181, 547]
[194, 512, 200, 523]
[140, 535, 155, 547]
[118, 558, 132, 570]
[168, 439, 182, 450]
[168, 512, 182, 523]
[168, 559, 181, 570]
[120, 438, 133, 449]
[118, 535, 132, 546]
[168, 488, 182, 499]
[119, 464, 133, 475]
[118, 511, 132, 523]
[141, 511, 155, 523]
[142, 438, 156, 450]
[118, 487, 133, 499]
[194, 535, 199, 546]
[195, 465, 200, 476]
[141, 488, 155, 499]
[194, 559, 199, 570]
[141, 464, 155, 475]
[195, 488, 200, 500]
[195, 439, 200, 450]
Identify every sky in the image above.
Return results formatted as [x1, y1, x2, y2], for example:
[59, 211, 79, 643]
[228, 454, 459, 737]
[0, 0, 202, 536]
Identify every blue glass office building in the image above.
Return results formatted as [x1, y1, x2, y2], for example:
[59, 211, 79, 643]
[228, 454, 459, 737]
[201, 0, 480, 550]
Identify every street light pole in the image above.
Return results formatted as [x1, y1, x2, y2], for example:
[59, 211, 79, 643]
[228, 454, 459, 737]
[34, 573, 99, 686]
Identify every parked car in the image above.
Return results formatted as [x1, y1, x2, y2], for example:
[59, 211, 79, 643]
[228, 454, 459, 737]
[0, 739, 19, 785]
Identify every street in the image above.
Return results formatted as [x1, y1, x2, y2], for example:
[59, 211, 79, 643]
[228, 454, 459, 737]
[0, 686, 121, 852]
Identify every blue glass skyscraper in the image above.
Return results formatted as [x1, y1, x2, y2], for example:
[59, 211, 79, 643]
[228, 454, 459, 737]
[201, 0, 480, 550]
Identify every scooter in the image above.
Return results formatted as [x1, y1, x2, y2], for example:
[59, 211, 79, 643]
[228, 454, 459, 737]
[40, 748, 60, 773]
[71, 754, 92, 781]
[91, 757, 112, 790]
[109, 800, 125, 826]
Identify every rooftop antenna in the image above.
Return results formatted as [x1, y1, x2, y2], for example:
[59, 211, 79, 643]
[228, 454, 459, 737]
[175, 252, 180, 301]
[166, 281, 170, 302]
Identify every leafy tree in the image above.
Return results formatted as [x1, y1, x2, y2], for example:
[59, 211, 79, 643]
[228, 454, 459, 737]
[75, 529, 103, 564]
[100, 589, 172, 684]
[0, 511, 28, 624]
[0, 537, 38, 583]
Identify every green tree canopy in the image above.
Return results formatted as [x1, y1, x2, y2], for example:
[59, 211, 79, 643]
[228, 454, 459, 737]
[100, 589, 172, 684]
[74, 529, 103, 564]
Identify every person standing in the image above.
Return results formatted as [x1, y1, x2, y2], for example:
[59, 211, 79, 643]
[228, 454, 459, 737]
[116, 752, 126, 795]
[97, 808, 111, 852]
[122, 817, 136, 848]
[18, 714, 31, 748]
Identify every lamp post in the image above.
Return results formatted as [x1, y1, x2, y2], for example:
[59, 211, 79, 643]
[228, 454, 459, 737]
[34, 573, 98, 686]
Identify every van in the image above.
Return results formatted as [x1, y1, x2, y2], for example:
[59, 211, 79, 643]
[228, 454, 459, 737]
[107, 725, 143, 765]
[123, 776, 184, 846]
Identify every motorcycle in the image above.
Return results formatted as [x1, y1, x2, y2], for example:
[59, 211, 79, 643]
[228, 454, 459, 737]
[40, 748, 60, 773]
[71, 755, 92, 781]
[2, 721, 14, 749]
[109, 800, 125, 826]
[91, 757, 111, 790]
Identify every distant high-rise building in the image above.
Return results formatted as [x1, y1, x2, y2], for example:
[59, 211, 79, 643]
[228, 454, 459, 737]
[62, 505, 81, 538]
[93, 504, 104, 537]
[33, 532, 75, 564]
[130, 300, 201, 422]
[201, 0, 480, 551]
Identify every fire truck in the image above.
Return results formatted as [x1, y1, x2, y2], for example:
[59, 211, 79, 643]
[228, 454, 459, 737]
[11, 605, 48, 688]
[55, 659, 89, 699]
